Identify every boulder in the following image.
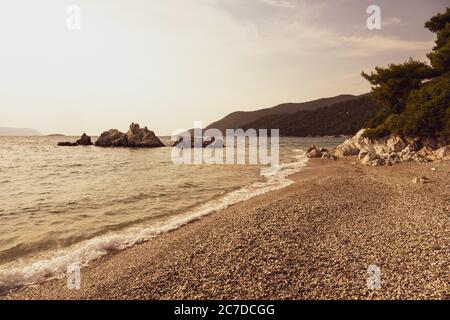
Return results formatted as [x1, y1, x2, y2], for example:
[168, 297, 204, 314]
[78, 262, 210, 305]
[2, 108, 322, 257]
[307, 149, 322, 158]
[306, 145, 324, 158]
[416, 147, 435, 162]
[334, 139, 360, 157]
[76, 133, 93, 146]
[358, 150, 385, 166]
[95, 129, 127, 147]
[434, 146, 450, 160]
[126, 123, 164, 148]
[384, 136, 407, 153]
[58, 133, 93, 146]
[95, 124, 164, 148]
[399, 144, 416, 162]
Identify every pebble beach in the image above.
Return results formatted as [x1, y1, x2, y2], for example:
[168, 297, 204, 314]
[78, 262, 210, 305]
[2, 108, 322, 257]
[6, 159, 450, 300]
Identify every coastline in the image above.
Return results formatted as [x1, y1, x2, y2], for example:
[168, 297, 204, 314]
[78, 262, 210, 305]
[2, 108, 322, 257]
[6, 159, 450, 300]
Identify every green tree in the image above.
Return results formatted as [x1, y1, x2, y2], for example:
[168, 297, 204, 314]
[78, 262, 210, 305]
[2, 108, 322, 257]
[362, 8, 450, 138]
[361, 59, 435, 129]
[425, 7, 450, 74]
[384, 73, 450, 137]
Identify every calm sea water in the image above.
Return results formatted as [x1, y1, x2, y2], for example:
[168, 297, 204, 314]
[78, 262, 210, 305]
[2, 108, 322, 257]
[0, 135, 343, 292]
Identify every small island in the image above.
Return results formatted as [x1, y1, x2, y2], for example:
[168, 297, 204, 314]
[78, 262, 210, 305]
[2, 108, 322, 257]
[57, 123, 165, 148]
[57, 133, 93, 147]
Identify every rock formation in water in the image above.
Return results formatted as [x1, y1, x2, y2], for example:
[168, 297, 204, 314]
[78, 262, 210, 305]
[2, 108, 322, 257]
[76, 133, 93, 146]
[331, 129, 450, 166]
[57, 133, 93, 147]
[95, 123, 164, 148]
[172, 136, 224, 148]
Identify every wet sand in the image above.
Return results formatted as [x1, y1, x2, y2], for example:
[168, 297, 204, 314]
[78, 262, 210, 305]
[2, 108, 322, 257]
[6, 159, 450, 299]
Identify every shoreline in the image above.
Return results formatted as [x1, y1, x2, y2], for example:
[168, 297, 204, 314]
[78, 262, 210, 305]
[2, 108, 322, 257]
[5, 159, 450, 299]
[0, 150, 308, 294]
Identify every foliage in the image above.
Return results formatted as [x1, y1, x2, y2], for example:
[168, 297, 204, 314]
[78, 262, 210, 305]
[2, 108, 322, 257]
[425, 8, 450, 74]
[363, 8, 450, 138]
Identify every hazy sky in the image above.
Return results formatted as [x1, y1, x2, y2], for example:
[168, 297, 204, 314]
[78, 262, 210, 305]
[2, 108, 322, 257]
[0, 0, 448, 135]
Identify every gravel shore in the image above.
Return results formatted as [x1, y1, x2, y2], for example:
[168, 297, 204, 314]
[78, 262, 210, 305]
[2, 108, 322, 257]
[6, 159, 450, 299]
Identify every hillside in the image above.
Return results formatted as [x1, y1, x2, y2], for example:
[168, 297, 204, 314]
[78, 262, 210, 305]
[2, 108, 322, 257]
[206, 94, 361, 132]
[241, 94, 378, 137]
[0, 127, 41, 136]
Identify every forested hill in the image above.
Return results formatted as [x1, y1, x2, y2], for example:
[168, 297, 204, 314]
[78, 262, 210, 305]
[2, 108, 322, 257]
[206, 94, 361, 132]
[241, 94, 379, 137]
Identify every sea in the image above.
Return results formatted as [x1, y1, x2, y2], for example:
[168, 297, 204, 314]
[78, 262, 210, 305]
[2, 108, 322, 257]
[0, 135, 344, 293]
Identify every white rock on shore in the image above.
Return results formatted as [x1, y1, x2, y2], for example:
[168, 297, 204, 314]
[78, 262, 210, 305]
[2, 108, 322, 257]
[332, 129, 450, 166]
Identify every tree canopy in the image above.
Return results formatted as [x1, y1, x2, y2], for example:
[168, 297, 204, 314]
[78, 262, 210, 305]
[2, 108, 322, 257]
[363, 8, 450, 138]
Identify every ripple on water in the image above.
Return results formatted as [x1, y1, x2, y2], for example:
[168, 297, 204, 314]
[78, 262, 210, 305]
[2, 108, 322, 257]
[0, 135, 345, 292]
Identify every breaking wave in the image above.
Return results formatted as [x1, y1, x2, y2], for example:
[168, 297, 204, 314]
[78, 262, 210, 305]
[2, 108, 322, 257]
[0, 150, 308, 295]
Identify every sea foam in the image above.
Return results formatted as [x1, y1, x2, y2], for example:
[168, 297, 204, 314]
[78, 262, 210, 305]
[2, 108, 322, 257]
[0, 150, 308, 294]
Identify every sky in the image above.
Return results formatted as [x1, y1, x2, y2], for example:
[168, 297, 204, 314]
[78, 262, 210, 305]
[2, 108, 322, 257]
[0, 0, 448, 135]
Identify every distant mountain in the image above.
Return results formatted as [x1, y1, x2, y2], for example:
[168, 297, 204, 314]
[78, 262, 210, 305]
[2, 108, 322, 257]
[206, 94, 361, 132]
[0, 127, 41, 136]
[241, 94, 379, 137]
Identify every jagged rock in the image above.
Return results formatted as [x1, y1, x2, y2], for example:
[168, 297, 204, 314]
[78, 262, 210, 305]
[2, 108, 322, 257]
[76, 133, 93, 146]
[58, 133, 93, 146]
[95, 123, 164, 148]
[95, 129, 127, 147]
[307, 149, 322, 158]
[334, 142, 359, 157]
[358, 150, 385, 166]
[126, 123, 164, 148]
[306, 145, 333, 159]
[333, 128, 449, 166]
[399, 144, 416, 161]
[383, 136, 407, 153]
[334, 133, 361, 157]
[435, 146, 450, 160]
[416, 147, 435, 162]
[306, 145, 323, 158]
